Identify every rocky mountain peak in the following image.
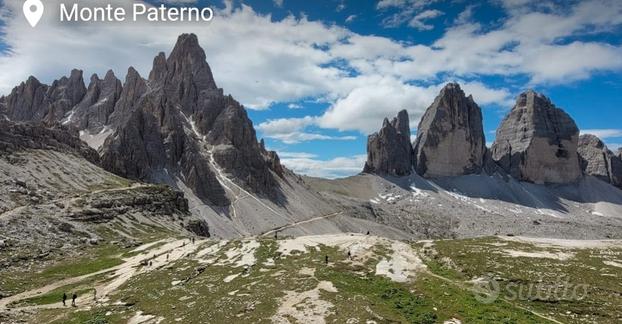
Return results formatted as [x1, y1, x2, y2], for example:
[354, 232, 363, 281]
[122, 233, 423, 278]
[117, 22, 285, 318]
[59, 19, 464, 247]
[100, 33, 282, 206]
[71, 69, 122, 132]
[390, 110, 410, 137]
[158, 33, 217, 91]
[578, 134, 622, 188]
[412, 82, 485, 178]
[363, 109, 413, 176]
[491, 90, 581, 184]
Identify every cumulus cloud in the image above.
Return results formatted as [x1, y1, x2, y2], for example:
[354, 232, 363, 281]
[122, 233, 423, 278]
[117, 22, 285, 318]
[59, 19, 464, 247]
[279, 153, 367, 178]
[581, 129, 622, 139]
[408, 9, 443, 30]
[0, 0, 620, 140]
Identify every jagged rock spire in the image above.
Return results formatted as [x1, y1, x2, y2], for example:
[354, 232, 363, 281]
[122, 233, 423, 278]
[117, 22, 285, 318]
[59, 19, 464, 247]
[363, 109, 413, 176]
[491, 90, 581, 184]
[412, 83, 486, 178]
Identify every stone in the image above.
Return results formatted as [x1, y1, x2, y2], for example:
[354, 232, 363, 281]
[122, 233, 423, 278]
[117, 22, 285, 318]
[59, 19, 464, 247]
[107, 67, 147, 128]
[71, 70, 122, 132]
[185, 220, 210, 237]
[363, 109, 413, 176]
[101, 33, 282, 205]
[491, 90, 581, 184]
[0, 120, 99, 164]
[412, 83, 486, 177]
[578, 134, 622, 188]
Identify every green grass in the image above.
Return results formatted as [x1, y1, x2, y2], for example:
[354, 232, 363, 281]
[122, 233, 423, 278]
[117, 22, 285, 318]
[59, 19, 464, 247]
[19, 237, 622, 324]
[421, 237, 622, 324]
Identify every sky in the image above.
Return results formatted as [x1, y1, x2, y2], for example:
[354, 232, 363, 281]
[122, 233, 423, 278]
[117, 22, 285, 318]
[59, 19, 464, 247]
[0, 0, 621, 178]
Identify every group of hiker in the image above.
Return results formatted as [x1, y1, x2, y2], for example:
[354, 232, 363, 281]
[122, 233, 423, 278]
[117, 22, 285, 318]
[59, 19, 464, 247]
[62, 289, 97, 307]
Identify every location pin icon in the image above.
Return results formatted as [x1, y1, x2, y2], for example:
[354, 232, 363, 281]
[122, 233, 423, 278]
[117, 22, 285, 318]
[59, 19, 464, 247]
[23, 0, 44, 27]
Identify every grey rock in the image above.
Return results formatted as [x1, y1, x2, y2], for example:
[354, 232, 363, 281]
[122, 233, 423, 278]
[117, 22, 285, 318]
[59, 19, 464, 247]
[185, 220, 210, 237]
[413, 83, 486, 178]
[3, 76, 49, 122]
[363, 109, 413, 176]
[45, 69, 87, 122]
[101, 33, 281, 204]
[578, 134, 622, 188]
[107, 67, 147, 129]
[491, 90, 581, 184]
[2, 71, 87, 123]
[0, 120, 99, 164]
[71, 70, 122, 132]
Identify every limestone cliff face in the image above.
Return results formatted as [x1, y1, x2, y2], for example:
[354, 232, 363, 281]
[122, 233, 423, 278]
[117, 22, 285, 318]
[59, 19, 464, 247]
[0, 120, 98, 164]
[491, 90, 581, 184]
[412, 83, 486, 178]
[99, 34, 282, 205]
[1, 33, 285, 209]
[1, 70, 86, 123]
[363, 110, 413, 176]
[578, 134, 622, 188]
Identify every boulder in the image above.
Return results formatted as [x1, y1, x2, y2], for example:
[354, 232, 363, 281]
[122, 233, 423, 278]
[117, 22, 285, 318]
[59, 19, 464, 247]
[491, 90, 581, 184]
[412, 83, 486, 177]
[363, 109, 413, 176]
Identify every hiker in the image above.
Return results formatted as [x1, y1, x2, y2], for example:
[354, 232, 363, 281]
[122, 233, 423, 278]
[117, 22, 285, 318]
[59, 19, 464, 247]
[347, 250, 352, 259]
[93, 288, 97, 302]
[274, 231, 278, 239]
[166, 253, 169, 261]
[71, 292, 77, 307]
[325, 255, 329, 265]
[62, 292, 67, 306]
[366, 231, 370, 235]
[149, 261, 153, 267]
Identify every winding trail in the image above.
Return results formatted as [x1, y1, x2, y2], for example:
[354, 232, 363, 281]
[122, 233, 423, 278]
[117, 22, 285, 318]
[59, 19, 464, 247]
[0, 238, 203, 312]
[261, 211, 343, 236]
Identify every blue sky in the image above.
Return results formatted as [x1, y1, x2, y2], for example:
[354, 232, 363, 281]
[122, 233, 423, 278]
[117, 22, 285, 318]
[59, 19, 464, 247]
[0, 0, 621, 178]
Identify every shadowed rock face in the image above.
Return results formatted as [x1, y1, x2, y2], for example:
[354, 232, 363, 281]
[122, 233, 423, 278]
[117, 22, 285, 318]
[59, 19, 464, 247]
[0, 120, 99, 164]
[364, 110, 413, 176]
[578, 134, 622, 188]
[491, 90, 581, 184]
[413, 83, 486, 178]
[1, 70, 87, 123]
[71, 71, 122, 132]
[100, 33, 282, 205]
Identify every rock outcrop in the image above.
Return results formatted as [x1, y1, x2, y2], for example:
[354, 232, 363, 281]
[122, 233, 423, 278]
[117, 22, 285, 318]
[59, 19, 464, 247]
[100, 33, 282, 205]
[0, 120, 99, 164]
[491, 90, 581, 184]
[1, 71, 87, 123]
[71, 70, 122, 132]
[412, 83, 486, 178]
[578, 134, 622, 188]
[363, 110, 413, 176]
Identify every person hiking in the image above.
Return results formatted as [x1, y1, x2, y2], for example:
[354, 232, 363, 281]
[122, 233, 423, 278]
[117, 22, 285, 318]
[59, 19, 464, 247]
[366, 231, 370, 235]
[325, 255, 329, 265]
[71, 292, 77, 307]
[62, 292, 67, 306]
[93, 288, 97, 302]
[347, 250, 352, 259]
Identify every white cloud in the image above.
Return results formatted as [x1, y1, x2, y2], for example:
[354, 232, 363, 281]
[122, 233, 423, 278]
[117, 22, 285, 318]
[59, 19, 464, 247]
[0, 0, 619, 139]
[408, 9, 443, 30]
[256, 116, 357, 144]
[279, 153, 367, 178]
[581, 129, 622, 139]
[278, 152, 318, 159]
[287, 103, 303, 109]
[273, 0, 284, 8]
[345, 15, 357, 23]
